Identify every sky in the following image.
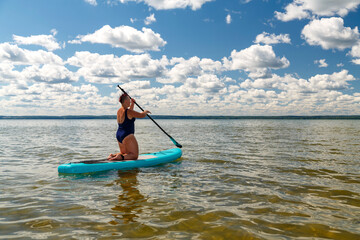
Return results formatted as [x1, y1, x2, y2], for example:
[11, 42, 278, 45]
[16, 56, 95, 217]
[0, 0, 360, 116]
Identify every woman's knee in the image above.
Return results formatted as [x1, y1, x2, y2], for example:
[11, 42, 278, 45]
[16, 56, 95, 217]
[124, 151, 138, 160]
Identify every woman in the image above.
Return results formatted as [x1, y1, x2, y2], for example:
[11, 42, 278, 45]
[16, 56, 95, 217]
[108, 93, 151, 161]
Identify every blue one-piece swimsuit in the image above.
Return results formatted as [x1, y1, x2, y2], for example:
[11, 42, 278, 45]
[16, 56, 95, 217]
[116, 109, 135, 143]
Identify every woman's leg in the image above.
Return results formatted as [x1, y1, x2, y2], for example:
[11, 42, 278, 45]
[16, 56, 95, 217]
[118, 141, 126, 154]
[107, 142, 126, 159]
[109, 134, 138, 160]
[122, 134, 139, 160]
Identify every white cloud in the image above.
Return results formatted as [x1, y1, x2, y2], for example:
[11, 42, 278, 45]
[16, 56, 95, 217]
[226, 14, 232, 24]
[118, 0, 213, 10]
[352, 58, 360, 65]
[302, 0, 360, 16]
[121, 80, 151, 92]
[157, 56, 223, 84]
[0, 83, 28, 97]
[0, 43, 73, 87]
[69, 25, 167, 53]
[0, 62, 22, 83]
[275, 0, 360, 22]
[223, 44, 290, 73]
[0, 82, 115, 115]
[50, 29, 58, 36]
[1, 30, 360, 115]
[84, 0, 98, 6]
[240, 70, 355, 92]
[314, 59, 328, 68]
[0, 43, 63, 65]
[0, 61, 77, 85]
[247, 88, 277, 99]
[67, 51, 169, 83]
[301, 17, 359, 50]
[67, 51, 224, 85]
[184, 74, 226, 95]
[21, 64, 78, 83]
[275, 2, 309, 22]
[240, 74, 293, 90]
[349, 42, 360, 64]
[254, 32, 291, 45]
[13, 32, 61, 51]
[2, 67, 360, 115]
[309, 70, 355, 90]
[126, 74, 228, 108]
[349, 42, 360, 57]
[144, 13, 156, 25]
[248, 68, 273, 79]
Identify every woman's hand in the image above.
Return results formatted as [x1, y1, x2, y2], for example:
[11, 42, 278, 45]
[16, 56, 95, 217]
[130, 98, 135, 110]
[144, 110, 151, 115]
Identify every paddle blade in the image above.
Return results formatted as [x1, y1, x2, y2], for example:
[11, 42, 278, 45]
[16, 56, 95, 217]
[171, 137, 182, 148]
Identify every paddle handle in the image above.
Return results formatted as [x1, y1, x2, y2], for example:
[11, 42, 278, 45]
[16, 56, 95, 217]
[117, 85, 182, 148]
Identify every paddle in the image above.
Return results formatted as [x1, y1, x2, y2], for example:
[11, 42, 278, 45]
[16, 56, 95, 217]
[117, 85, 182, 148]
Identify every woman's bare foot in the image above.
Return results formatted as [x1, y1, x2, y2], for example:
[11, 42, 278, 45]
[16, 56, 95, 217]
[109, 153, 125, 161]
[107, 153, 117, 160]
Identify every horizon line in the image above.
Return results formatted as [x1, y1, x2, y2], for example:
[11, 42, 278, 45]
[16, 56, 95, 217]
[1, 115, 360, 120]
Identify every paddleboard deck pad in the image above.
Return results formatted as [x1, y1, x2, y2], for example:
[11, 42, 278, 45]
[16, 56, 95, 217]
[58, 148, 182, 174]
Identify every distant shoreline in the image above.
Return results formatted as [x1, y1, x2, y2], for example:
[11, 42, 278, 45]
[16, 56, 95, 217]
[1, 115, 360, 120]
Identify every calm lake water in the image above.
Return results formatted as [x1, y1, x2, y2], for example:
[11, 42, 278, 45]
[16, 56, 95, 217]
[0, 119, 359, 239]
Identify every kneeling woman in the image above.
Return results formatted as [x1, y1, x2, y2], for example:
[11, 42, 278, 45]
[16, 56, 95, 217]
[108, 93, 150, 161]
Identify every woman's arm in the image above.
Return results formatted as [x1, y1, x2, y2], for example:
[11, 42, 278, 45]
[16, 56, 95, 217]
[127, 109, 151, 119]
[116, 108, 121, 123]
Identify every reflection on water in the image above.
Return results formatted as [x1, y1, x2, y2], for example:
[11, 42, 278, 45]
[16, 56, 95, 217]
[111, 169, 146, 224]
[0, 119, 359, 239]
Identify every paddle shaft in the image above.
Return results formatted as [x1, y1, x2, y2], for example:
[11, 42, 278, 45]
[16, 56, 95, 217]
[117, 85, 182, 148]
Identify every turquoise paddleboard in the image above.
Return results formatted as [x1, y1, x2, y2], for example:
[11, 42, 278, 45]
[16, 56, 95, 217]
[58, 148, 182, 174]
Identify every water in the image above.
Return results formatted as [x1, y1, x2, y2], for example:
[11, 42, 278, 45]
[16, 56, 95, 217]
[0, 119, 359, 239]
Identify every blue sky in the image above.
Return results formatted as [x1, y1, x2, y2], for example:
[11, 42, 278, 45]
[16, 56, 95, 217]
[1, 0, 360, 116]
